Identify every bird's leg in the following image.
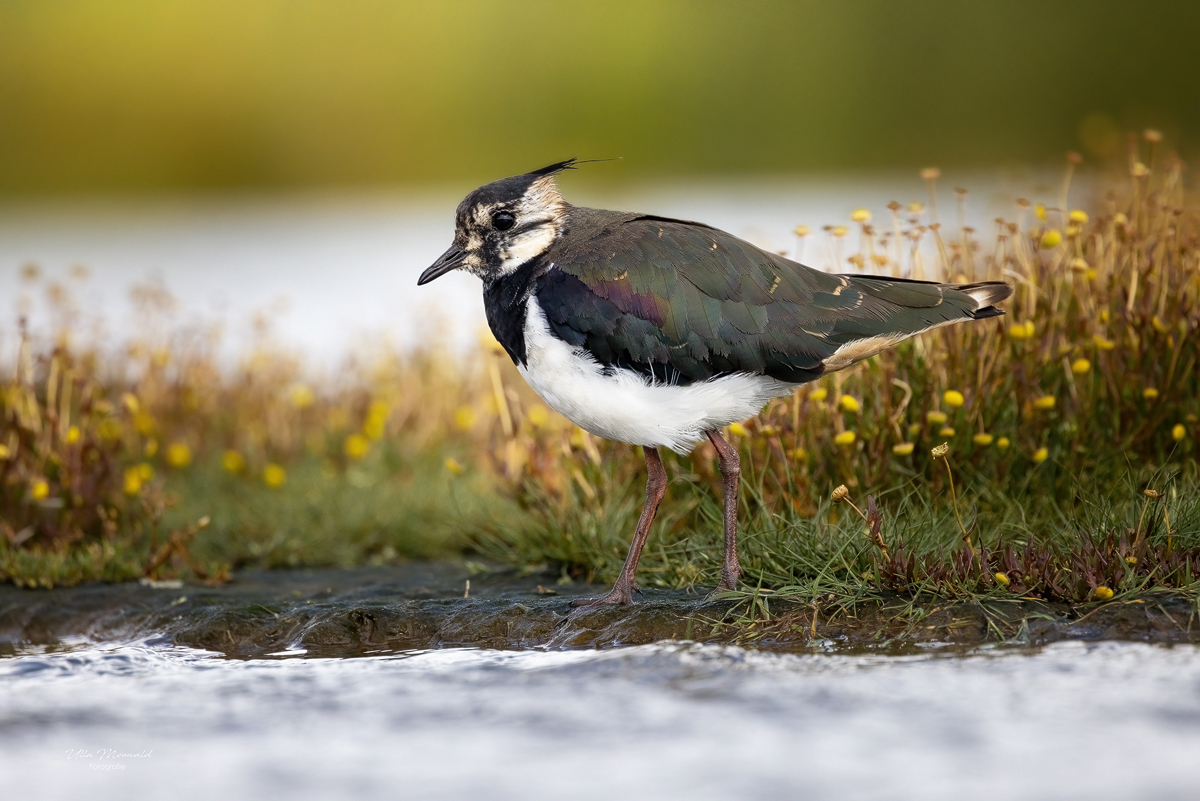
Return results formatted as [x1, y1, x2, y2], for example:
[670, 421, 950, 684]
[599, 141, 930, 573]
[570, 446, 667, 608]
[706, 429, 742, 594]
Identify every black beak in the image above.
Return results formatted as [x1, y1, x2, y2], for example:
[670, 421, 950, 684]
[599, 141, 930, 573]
[418, 245, 467, 285]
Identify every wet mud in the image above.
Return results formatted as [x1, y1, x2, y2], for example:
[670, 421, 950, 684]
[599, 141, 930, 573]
[1, 563, 1197, 658]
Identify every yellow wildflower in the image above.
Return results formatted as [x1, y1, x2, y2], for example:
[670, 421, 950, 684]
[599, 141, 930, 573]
[31, 479, 50, 501]
[839, 395, 861, 413]
[973, 433, 994, 446]
[1033, 395, 1056, 410]
[1093, 586, 1114, 601]
[831, 225, 849, 238]
[1032, 447, 1049, 464]
[360, 400, 388, 443]
[793, 224, 811, 238]
[834, 431, 856, 446]
[0, 443, 10, 460]
[121, 392, 140, 413]
[1143, 388, 1159, 401]
[996, 437, 1011, 451]
[344, 433, 370, 460]
[289, 384, 315, 409]
[1034, 203, 1047, 221]
[1173, 424, 1187, 441]
[133, 411, 157, 436]
[222, 450, 245, 473]
[943, 390, 964, 408]
[444, 457, 466, 475]
[892, 442, 914, 456]
[927, 410, 948, 425]
[728, 422, 749, 437]
[809, 388, 828, 402]
[1069, 210, 1089, 224]
[454, 405, 478, 431]
[1071, 358, 1091, 375]
[137, 462, 154, 481]
[851, 209, 871, 223]
[166, 442, 192, 468]
[994, 572, 1010, 587]
[144, 438, 158, 457]
[907, 422, 922, 437]
[263, 464, 287, 488]
[123, 468, 142, 496]
[66, 425, 81, 444]
[1008, 320, 1035, 340]
[788, 447, 808, 461]
[527, 405, 551, 428]
[363, 414, 387, 441]
[1093, 334, 1115, 351]
[1151, 316, 1170, 334]
[1040, 229, 1063, 249]
[939, 427, 956, 437]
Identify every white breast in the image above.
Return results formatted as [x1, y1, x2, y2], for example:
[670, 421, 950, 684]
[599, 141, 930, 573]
[517, 299, 796, 454]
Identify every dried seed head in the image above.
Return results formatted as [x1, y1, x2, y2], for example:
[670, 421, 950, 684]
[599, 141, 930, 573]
[1066, 151, 1083, 165]
[920, 167, 941, 181]
[831, 485, 850, 502]
[931, 443, 950, 459]
[1143, 129, 1163, 143]
[1142, 489, 1162, 499]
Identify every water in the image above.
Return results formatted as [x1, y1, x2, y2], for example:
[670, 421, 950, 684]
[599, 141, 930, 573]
[1, 171, 1065, 362]
[4, 640, 1199, 800]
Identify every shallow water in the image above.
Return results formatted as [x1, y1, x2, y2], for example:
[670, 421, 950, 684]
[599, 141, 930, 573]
[2, 172, 1066, 362]
[4, 640, 1199, 800]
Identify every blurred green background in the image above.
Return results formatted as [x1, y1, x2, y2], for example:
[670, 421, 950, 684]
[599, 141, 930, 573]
[1, 0, 1196, 195]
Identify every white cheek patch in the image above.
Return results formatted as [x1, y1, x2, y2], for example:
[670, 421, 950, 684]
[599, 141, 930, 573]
[498, 224, 557, 274]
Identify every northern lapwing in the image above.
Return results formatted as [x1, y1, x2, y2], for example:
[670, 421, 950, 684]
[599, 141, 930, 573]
[419, 160, 1012, 608]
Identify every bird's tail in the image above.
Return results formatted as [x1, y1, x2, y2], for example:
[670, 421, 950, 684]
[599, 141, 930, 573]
[951, 281, 1013, 319]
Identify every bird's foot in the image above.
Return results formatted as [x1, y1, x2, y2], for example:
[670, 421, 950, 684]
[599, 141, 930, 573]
[568, 582, 638, 609]
[705, 572, 741, 600]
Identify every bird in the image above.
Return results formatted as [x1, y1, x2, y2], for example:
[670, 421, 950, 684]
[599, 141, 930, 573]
[418, 159, 1012, 608]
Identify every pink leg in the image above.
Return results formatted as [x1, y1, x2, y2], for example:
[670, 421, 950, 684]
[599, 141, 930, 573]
[706, 429, 742, 593]
[570, 447, 668, 608]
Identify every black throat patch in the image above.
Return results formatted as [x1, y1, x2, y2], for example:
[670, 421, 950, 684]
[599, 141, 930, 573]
[482, 256, 546, 366]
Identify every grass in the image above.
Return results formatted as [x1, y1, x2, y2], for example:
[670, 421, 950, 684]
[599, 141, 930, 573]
[3, 139, 1198, 614]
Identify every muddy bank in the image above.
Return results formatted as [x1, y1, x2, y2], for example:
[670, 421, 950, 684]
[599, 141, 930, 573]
[1, 563, 1196, 658]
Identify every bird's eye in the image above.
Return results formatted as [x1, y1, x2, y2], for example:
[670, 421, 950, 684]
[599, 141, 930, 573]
[491, 211, 516, 231]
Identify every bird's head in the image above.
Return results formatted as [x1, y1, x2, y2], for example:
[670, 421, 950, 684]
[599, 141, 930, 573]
[418, 159, 576, 285]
